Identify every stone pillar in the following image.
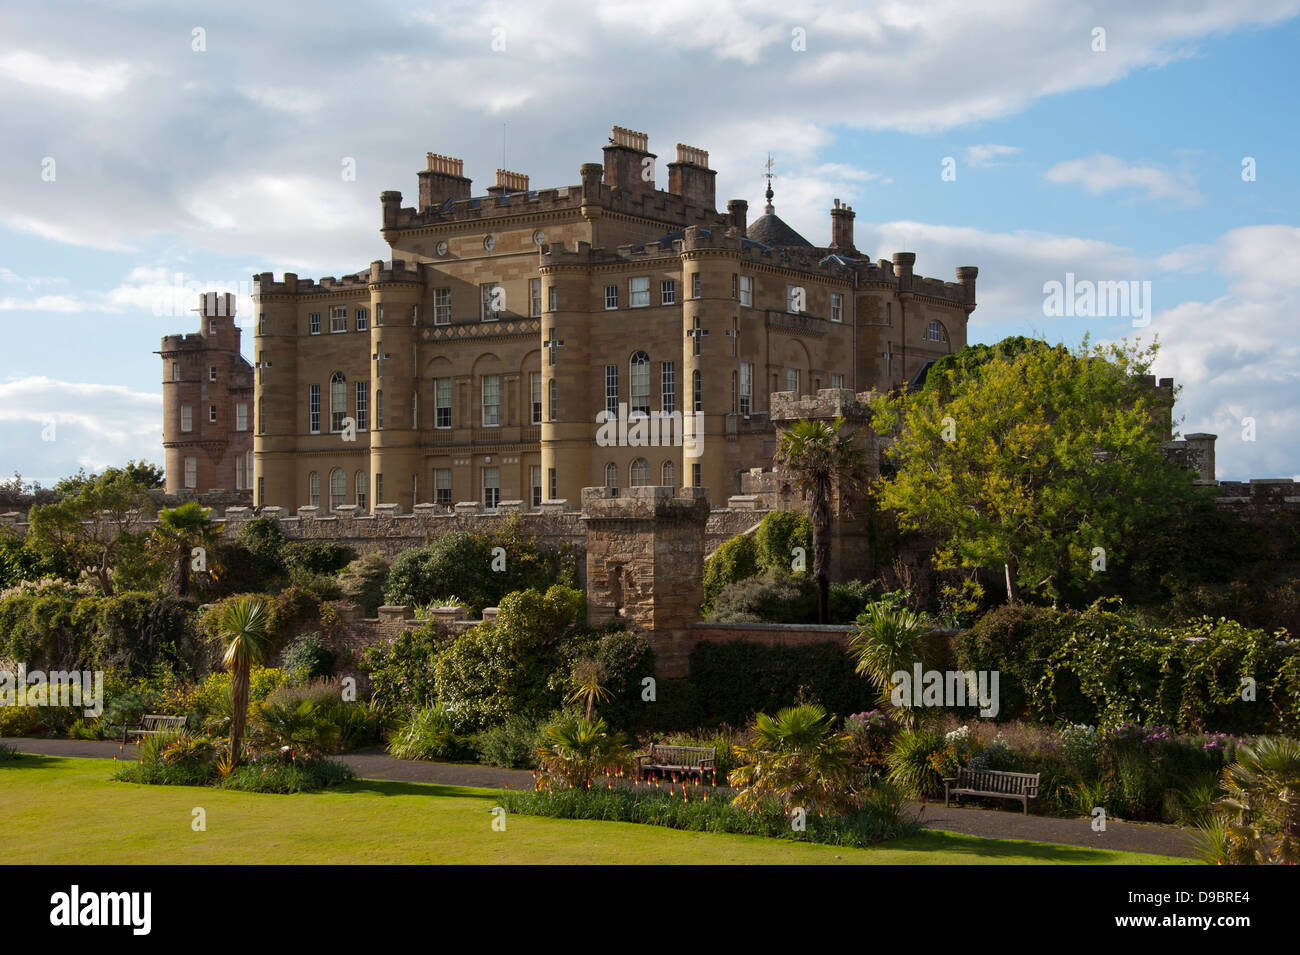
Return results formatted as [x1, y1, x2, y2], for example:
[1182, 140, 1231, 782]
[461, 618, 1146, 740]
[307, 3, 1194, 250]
[581, 485, 710, 678]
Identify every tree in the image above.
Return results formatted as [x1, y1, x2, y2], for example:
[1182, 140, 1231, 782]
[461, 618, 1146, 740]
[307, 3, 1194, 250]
[774, 417, 868, 623]
[147, 501, 222, 596]
[872, 337, 1197, 605]
[217, 596, 273, 762]
[27, 469, 156, 595]
[123, 460, 166, 490]
[848, 602, 932, 729]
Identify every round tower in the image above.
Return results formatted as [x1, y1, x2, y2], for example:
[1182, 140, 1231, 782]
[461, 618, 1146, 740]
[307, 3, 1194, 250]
[539, 242, 594, 503]
[252, 274, 299, 508]
[367, 260, 424, 512]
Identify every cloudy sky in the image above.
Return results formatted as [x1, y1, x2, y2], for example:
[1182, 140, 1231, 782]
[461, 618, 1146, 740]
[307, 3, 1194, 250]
[1, 0, 1298, 483]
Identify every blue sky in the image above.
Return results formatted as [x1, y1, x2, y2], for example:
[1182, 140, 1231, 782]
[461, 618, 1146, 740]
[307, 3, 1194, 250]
[1, 0, 1297, 483]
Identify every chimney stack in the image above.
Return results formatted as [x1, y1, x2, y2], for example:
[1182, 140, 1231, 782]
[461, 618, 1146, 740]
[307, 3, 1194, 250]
[603, 125, 656, 192]
[487, 169, 529, 197]
[667, 143, 716, 209]
[418, 153, 472, 210]
[830, 198, 856, 251]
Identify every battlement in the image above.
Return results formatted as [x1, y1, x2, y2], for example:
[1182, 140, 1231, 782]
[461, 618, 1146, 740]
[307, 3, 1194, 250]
[580, 484, 711, 522]
[770, 388, 882, 423]
[253, 260, 423, 297]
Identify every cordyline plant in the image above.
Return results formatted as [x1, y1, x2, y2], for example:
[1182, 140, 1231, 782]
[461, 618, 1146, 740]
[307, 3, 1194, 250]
[218, 596, 273, 764]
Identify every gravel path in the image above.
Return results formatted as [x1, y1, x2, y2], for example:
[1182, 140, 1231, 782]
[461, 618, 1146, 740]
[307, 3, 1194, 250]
[5, 737, 1198, 858]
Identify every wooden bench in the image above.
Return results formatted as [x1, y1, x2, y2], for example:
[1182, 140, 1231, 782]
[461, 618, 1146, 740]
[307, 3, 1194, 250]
[944, 767, 1041, 814]
[635, 743, 716, 781]
[122, 715, 187, 745]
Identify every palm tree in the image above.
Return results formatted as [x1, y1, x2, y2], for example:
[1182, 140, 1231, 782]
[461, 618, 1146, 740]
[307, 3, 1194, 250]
[848, 602, 930, 729]
[535, 714, 630, 790]
[729, 704, 854, 815]
[148, 501, 222, 596]
[1196, 737, 1300, 864]
[218, 596, 272, 763]
[774, 417, 867, 623]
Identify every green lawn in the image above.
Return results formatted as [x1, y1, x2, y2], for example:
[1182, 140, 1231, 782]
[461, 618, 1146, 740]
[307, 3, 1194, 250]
[0, 755, 1187, 865]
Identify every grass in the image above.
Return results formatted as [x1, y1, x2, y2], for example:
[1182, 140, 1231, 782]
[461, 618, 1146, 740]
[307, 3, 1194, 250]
[0, 755, 1189, 865]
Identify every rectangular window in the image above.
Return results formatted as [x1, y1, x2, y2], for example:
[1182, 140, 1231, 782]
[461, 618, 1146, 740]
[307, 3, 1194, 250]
[209, 365, 217, 382]
[785, 368, 799, 394]
[376, 390, 383, 430]
[435, 378, 451, 429]
[629, 276, 650, 308]
[548, 467, 557, 501]
[661, 280, 675, 305]
[481, 283, 501, 321]
[604, 285, 618, 310]
[236, 402, 248, 431]
[547, 286, 557, 312]
[209, 404, 217, 424]
[356, 382, 368, 431]
[171, 362, 179, 381]
[356, 307, 368, 331]
[731, 274, 738, 299]
[691, 273, 701, 299]
[530, 372, 542, 424]
[435, 468, 452, 505]
[548, 378, 556, 421]
[481, 374, 500, 427]
[831, 293, 843, 323]
[236, 454, 245, 491]
[886, 301, 892, 325]
[530, 465, 542, 507]
[740, 362, 753, 416]
[434, 288, 451, 325]
[257, 476, 264, 505]
[309, 385, 320, 434]
[184, 457, 197, 489]
[692, 462, 701, 488]
[330, 305, 347, 333]
[831, 373, 844, 389]
[605, 365, 618, 417]
[181, 405, 193, 432]
[309, 312, 321, 335]
[630, 359, 650, 415]
[376, 303, 384, 326]
[661, 361, 676, 414]
[482, 467, 500, 509]
[258, 313, 265, 336]
[739, 275, 753, 307]
[529, 279, 541, 317]
[376, 473, 383, 504]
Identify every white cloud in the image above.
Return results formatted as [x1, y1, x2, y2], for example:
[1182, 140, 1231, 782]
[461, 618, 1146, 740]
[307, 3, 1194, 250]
[1045, 153, 1203, 205]
[0, 50, 134, 100]
[965, 144, 1021, 168]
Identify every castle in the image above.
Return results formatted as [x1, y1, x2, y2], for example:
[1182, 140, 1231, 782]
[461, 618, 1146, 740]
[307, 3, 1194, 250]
[160, 125, 977, 511]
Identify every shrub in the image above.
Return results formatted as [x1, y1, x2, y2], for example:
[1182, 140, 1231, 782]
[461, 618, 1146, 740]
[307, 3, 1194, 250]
[218, 754, 354, 793]
[844, 710, 901, 772]
[535, 714, 631, 790]
[281, 632, 335, 684]
[282, 540, 356, 577]
[338, 552, 390, 616]
[754, 510, 813, 574]
[730, 704, 856, 814]
[552, 626, 654, 732]
[474, 713, 545, 769]
[387, 704, 475, 761]
[361, 624, 446, 717]
[0, 741, 19, 761]
[887, 727, 948, 798]
[709, 569, 817, 623]
[702, 534, 760, 610]
[829, 579, 879, 625]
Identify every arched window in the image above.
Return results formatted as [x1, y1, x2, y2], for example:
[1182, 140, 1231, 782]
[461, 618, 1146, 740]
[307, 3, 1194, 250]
[329, 469, 346, 511]
[308, 472, 320, 507]
[330, 372, 347, 431]
[692, 369, 702, 412]
[661, 460, 675, 488]
[630, 458, 649, 487]
[629, 351, 650, 415]
[356, 471, 368, 511]
[604, 462, 618, 491]
[927, 320, 948, 344]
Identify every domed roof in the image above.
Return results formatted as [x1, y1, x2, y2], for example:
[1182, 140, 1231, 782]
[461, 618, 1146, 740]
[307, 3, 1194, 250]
[746, 209, 812, 248]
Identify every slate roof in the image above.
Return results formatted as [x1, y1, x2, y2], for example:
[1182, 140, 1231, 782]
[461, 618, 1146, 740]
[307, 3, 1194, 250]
[745, 210, 813, 248]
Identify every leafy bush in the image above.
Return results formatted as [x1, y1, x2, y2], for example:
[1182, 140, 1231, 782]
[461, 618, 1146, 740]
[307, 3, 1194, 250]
[282, 540, 356, 577]
[709, 569, 817, 624]
[829, 579, 879, 625]
[0, 741, 19, 761]
[754, 511, 813, 574]
[387, 704, 475, 761]
[361, 624, 446, 717]
[730, 704, 855, 814]
[219, 755, 354, 793]
[535, 714, 631, 790]
[281, 632, 335, 684]
[702, 534, 760, 611]
[474, 713, 546, 769]
[886, 727, 948, 798]
[338, 552, 390, 616]
[552, 626, 654, 731]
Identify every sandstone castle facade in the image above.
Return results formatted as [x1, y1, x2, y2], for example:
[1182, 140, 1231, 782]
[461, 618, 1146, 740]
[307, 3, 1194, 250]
[161, 126, 978, 512]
